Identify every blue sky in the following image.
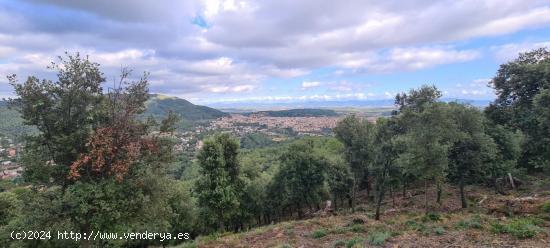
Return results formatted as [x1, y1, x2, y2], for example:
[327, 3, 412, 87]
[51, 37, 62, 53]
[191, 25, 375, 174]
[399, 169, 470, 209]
[0, 0, 549, 106]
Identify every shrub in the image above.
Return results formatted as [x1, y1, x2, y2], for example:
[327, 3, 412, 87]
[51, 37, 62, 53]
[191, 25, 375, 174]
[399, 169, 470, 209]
[311, 229, 327, 239]
[541, 202, 550, 213]
[491, 218, 544, 239]
[367, 231, 391, 246]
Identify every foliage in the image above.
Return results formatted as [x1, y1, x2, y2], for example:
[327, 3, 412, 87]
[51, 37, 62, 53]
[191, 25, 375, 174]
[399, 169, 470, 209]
[311, 229, 327, 239]
[194, 133, 242, 231]
[491, 218, 544, 239]
[367, 231, 391, 246]
[485, 48, 550, 171]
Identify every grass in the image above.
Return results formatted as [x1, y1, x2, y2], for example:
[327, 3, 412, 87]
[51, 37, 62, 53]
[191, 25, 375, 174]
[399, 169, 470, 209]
[422, 212, 442, 222]
[434, 226, 446, 235]
[332, 239, 347, 248]
[367, 231, 391, 246]
[491, 217, 545, 239]
[345, 236, 366, 248]
[541, 202, 550, 213]
[457, 215, 482, 229]
[311, 229, 327, 239]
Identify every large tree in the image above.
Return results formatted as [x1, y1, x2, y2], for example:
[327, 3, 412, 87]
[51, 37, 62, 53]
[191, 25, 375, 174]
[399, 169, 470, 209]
[485, 48, 550, 171]
[194, 133, 242, 231]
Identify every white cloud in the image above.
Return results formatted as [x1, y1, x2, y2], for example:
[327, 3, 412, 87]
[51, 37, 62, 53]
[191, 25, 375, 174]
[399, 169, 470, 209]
[301, 81, 321, 90]
[491, 41, 550, 62]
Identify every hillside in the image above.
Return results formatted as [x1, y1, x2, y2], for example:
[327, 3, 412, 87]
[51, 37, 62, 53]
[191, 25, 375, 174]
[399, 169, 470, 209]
[254, 108, 338, 117]
[0, 101, 37, 139]
[143, 94, 228, 127]
[187, 181, 550, 248]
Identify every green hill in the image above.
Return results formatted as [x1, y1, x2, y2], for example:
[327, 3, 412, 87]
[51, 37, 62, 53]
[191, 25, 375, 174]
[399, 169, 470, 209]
[0, 101, 37, 140]
[143, 94, 228, 129]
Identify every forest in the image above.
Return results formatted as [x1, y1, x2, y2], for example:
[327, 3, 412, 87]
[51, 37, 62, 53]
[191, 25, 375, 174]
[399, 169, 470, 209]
[0, 48, 549, 247]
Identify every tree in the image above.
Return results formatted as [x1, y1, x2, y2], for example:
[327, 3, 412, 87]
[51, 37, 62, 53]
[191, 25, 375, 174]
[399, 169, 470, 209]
[533, 89, 550, 171]
[371, 118, 402, 220]
[6, 54, 183, 247]
[394, 84, 442, 113]
[485, 48, 550, 171]
[397, 102, 453, 212]
[194, 133, 241, 231]
[334, 115, 375, 209]
[160, 110, 180, 134]
[270, 139, 328, 218]
[447, 103, 497, 208]
[8, 53, 105, 187]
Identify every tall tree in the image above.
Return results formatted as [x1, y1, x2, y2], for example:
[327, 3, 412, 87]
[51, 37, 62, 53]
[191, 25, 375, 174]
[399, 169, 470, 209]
[334, 115, 375, 209]
[485, 48, 550, 171]
[447, 103, 497, 208]
[194, 133, 241, 231]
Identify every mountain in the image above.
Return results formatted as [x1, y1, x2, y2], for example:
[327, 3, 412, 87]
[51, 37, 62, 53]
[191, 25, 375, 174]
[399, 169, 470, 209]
[142, 94, 229, 127]
[0, 95, 228, 137]
[207, 98, 492, 110]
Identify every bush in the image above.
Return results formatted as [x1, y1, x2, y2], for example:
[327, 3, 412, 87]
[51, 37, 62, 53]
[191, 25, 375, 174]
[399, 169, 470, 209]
[367, 231, 391, 246]
[541, 202, 550, 213]
[491, 218, 544, 239]
[311, 229, 327, 239]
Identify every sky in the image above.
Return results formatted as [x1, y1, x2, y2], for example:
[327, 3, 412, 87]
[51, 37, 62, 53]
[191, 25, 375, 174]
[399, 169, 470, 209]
[0, 0, 549, 107]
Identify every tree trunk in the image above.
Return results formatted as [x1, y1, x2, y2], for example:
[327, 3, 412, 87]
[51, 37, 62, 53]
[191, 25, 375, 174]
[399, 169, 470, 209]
[436, 182, 442, 205]
[424, 179, 429, 213]
[375, 180, 386, 220]
[218, 210, 225, 231]
[390, 185, 395, 208]
[459, 175, 467, 208]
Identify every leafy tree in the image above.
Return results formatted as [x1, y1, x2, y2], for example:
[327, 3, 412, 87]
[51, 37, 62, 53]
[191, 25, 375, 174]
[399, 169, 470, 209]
[6, 54, 183, 247]
[270, 139, 328, 218]
[397, 103, 453, 211]
[8, 53, 105, 187]
[485, 48, 550, 171]
[334, 115, 375, 208]
[447, 103, 497, 208]
[394, 84, 442, 113]
[194, 133, 241, 231]
[371, 118, 402, 220]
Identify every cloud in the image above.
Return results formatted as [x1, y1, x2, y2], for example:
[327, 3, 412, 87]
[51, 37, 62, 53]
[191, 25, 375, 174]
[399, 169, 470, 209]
[491, 41, 550, 62]
[301, 81, 321, 90]
[1, 0, 549, 100]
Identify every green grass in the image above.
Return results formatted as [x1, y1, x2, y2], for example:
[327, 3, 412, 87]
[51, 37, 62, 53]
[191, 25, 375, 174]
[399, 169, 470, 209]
[457, 215, 482, 229]
[367, 231, 391, 246]
[345, 236, 366, 248]
[348, 224, 366, 233]
[491, 218, 545, 239]
[434, 226, 446, 235]
[422, 212, 442, 222]
[332, 239, 346, 248]
[541, 202, 550, 213]
[311, 229, 327, 239]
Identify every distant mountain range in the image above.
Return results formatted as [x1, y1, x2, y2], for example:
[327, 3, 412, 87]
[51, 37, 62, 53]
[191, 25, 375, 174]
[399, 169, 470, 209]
[206, 98, 492, 110]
